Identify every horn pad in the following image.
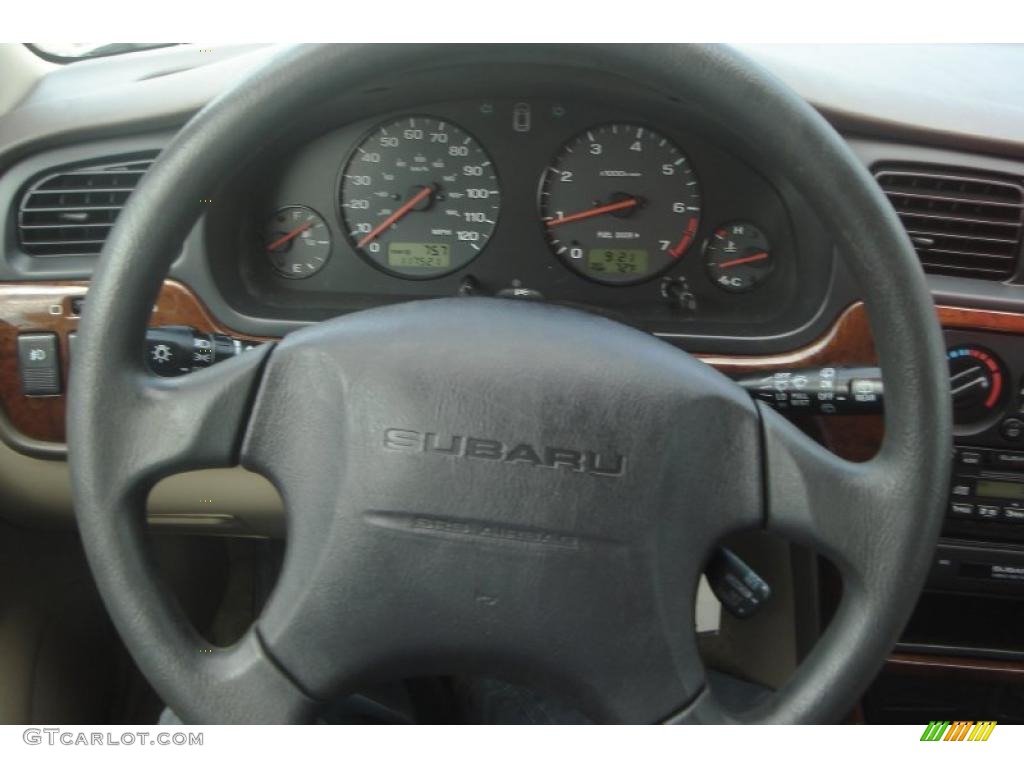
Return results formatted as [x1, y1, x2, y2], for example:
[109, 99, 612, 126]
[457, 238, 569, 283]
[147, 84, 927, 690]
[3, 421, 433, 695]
[241, 297, 763, 722]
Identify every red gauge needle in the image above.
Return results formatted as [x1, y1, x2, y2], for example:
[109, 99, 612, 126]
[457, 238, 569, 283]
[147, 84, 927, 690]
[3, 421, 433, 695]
[265, 220, 313, 253]
[717, 251, 770, 270]
[545, 197, 639, 228]
[357, 185, 435, 248]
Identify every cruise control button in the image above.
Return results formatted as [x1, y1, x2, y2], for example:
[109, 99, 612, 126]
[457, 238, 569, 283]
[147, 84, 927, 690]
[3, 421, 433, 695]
[950, 503, 975, 518]
[977, 504, 1002, 520]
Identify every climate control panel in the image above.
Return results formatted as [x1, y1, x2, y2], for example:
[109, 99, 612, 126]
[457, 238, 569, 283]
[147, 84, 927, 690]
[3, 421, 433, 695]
[946, 330, 1024, 446]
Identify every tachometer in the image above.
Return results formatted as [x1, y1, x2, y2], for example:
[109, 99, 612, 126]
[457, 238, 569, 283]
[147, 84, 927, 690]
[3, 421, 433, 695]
[339, 115, 500, 279]
[539, 123, 701, 285]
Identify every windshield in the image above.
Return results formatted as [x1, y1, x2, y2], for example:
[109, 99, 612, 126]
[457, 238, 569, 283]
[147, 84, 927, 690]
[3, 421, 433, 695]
[28, 43, 178, 62]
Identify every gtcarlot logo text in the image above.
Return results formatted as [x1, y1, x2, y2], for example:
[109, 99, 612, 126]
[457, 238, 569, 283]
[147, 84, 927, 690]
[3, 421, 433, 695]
[23, 729, 203, 747]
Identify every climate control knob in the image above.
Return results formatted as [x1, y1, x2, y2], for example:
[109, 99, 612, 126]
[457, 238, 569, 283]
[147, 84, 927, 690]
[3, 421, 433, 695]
[947, 345, 1006, 425]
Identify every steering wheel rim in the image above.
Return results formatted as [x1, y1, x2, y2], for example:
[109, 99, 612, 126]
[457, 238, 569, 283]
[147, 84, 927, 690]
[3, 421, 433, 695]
[68, 43, 951, 724]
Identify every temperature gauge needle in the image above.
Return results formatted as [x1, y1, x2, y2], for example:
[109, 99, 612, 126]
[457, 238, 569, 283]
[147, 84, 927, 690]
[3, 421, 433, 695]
[358, 185, 435, 248]
[717, 251, 770, 270]
[265, 220, 313, 252]
[545, 197, 639, 227]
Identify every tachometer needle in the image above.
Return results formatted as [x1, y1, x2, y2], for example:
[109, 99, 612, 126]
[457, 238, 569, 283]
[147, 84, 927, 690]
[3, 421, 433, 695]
[265, 221, 313, 253]
[717, 251, 770, 270]
[357, 185, 435, 248]
[545, 197, 639, 228]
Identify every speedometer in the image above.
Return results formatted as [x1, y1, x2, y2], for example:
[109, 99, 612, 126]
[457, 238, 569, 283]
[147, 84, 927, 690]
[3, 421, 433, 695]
[339, 115, 500, 279]
[539, 123, 701, 285]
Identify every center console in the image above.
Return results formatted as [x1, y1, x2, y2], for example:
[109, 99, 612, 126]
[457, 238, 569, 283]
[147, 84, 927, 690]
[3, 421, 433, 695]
[865, 326, 1024, 723]
[929, 329, 1024, 596]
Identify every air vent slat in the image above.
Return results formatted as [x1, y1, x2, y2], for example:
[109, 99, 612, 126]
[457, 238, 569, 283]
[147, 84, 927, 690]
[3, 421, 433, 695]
[19, 239, 109, 246]
[16, 152, 158, 258]
[17, 222, 114, 230]
[925, 252, 1019, 264]
[25, 186, 140, 195]
[876, 164, 1024, 281]
[918, 261, 1011, 276]
[905, 229, 1020, 245]
[897, 210, 1022, 230]
[19, 204, 128, 213]
[885, 190, 1023, 210]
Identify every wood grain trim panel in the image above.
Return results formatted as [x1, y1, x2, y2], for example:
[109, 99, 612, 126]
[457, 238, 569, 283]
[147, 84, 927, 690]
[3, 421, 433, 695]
[886, 652, 1024, 681]
[937, 304, 1024, 334]
[698, 303, 877, 373]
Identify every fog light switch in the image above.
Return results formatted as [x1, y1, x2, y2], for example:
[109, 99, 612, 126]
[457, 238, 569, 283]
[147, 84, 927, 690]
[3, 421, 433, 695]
[17, 333, 61, 396]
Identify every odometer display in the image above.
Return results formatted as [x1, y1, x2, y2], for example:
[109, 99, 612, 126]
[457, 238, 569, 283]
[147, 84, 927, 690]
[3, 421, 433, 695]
[540, 123, 701, 285]
[340, 115, 499, 279]
[388, 242, 451, 269]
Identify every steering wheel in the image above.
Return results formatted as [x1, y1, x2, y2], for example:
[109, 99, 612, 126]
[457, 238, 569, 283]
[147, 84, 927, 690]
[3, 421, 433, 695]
[67, 44, 951, 724]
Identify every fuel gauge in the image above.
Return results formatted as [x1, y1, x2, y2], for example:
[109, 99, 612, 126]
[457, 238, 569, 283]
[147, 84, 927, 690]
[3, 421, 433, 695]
[705, 221, 773, 293]
[263, 205, 332, 279]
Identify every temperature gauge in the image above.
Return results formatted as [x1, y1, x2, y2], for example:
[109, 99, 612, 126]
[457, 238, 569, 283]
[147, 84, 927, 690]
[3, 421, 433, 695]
[705, 221, 773, 293]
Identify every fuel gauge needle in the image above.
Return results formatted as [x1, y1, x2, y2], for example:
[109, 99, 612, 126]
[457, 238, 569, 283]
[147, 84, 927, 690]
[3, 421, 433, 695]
[358, 185, 434, 248]
[265, 220, 313, 252]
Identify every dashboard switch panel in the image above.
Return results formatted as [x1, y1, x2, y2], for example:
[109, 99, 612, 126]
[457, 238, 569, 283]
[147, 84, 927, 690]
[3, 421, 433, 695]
[17, 333, 61, 396]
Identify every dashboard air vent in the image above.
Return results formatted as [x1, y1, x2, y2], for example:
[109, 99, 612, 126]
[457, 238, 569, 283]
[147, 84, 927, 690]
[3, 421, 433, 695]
[875, 164, 1024, 281]
[16, 152, 159, 257]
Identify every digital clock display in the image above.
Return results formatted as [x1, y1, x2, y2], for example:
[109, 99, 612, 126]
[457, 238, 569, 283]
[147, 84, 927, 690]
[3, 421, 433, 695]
[587, 248, 649, 275]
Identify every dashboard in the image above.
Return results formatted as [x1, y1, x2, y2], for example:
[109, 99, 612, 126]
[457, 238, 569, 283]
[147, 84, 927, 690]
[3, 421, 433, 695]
[2, 43, 1024, 724]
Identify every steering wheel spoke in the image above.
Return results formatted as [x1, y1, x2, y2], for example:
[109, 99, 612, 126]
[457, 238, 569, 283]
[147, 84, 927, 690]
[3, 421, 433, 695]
[72, 344, 273, 502]
[132, 347, 273, 476]
[694, 403, 935, 724]
[758, 403, 898, 588]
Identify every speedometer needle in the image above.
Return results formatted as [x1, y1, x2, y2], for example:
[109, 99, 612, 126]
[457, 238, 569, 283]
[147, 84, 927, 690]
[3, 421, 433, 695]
[265, 221, 313, 252]
[357, 185, 435, 248]
[545, 197, 639, 228]
[717, 251, 769, 270]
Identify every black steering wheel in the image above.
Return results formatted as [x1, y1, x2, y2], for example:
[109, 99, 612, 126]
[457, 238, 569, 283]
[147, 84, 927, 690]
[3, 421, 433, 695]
[68, 44, 951, 724]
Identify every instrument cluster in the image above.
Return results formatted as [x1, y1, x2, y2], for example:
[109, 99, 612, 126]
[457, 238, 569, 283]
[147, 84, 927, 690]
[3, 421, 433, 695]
[213, 96, 832, 343]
